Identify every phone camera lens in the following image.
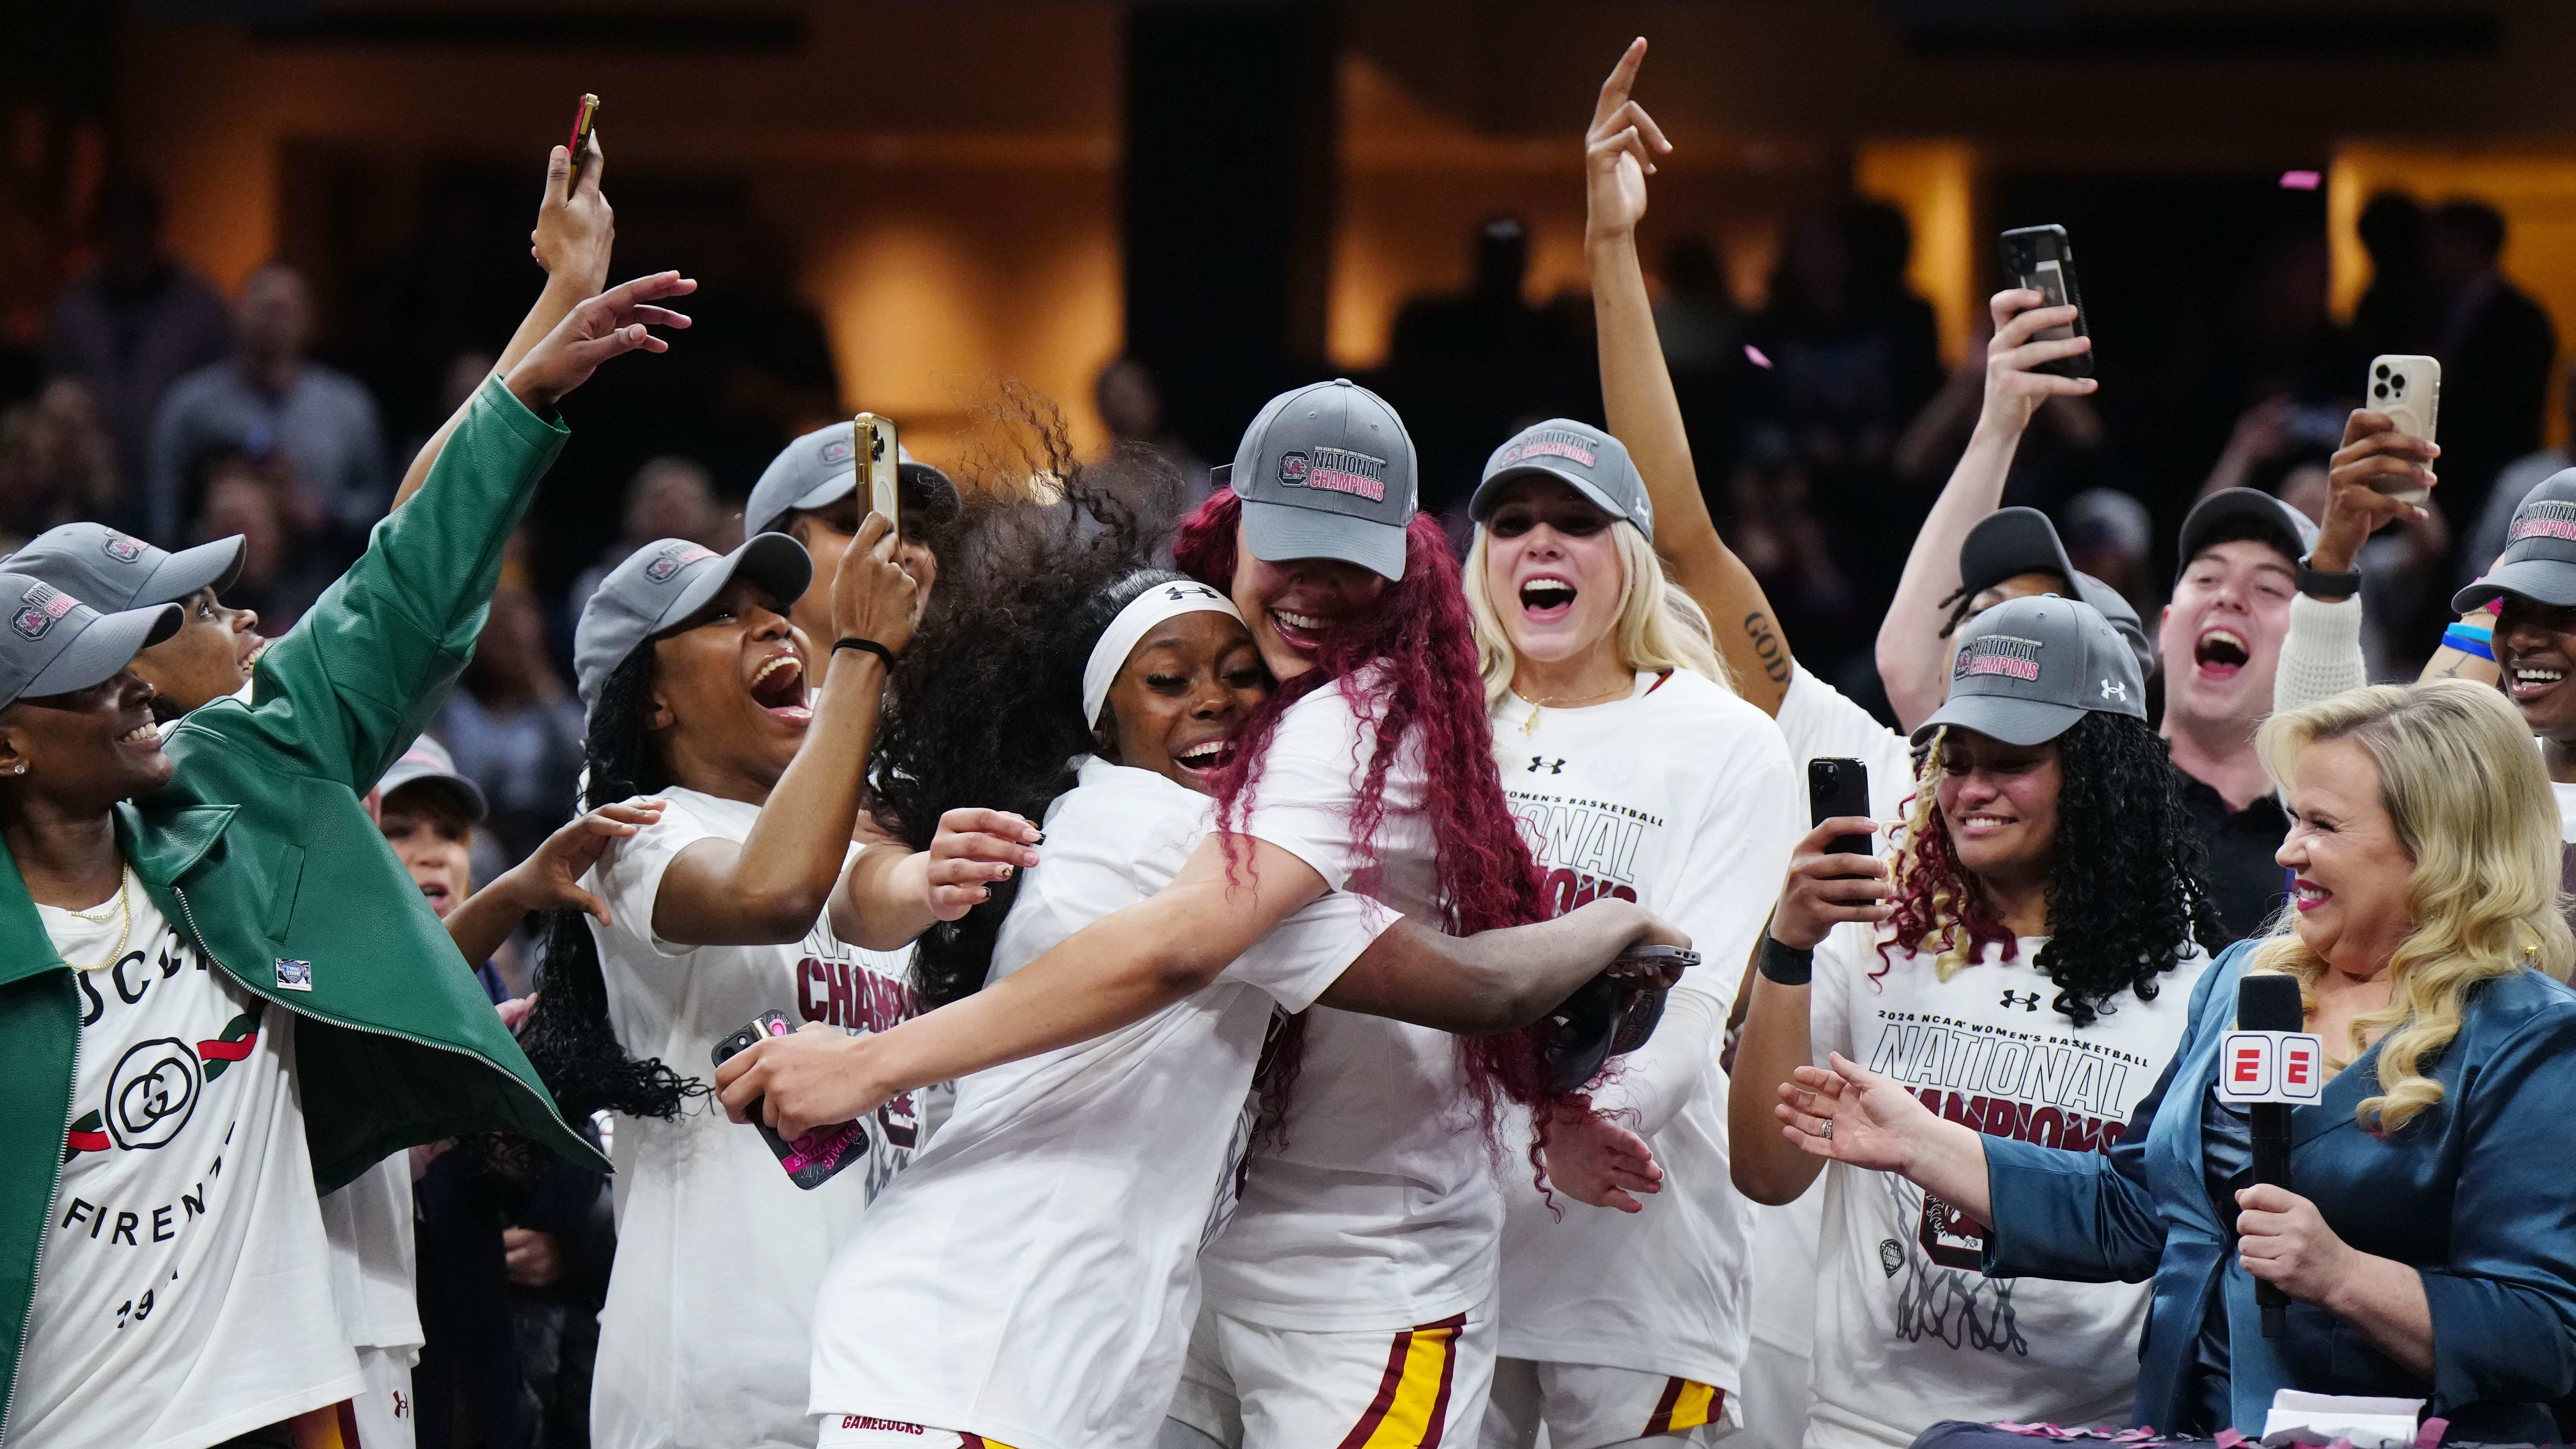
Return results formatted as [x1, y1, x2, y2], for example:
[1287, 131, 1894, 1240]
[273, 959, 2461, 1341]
[2374, 383, 2389, 398]
[2375, 364, 2391, 379]
[2392, 376, 2407, 393]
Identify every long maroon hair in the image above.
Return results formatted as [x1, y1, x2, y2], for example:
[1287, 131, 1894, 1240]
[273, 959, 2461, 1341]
[1172, 488, 1558, 1136]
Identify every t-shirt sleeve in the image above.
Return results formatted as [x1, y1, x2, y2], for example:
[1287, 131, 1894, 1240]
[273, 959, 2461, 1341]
[1775, 664, 1917, 824]
[1808, 923, 1868, 1068]
[1219, 890, 1400, 1014]
[1237, 691, 1374, 891]
[587, 795, 727, 964]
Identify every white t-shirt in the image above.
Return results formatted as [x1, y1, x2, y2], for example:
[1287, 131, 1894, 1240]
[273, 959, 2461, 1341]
[1196, 676, 1489, 1331]
[809, 758, 1396, 1449]
[584, 787, 938, 1449]
[318, 1157, 419, 1356]
[17, 877, 362, 1449]
[1774, 664, 1916, 825]
[1803, 925, 2210, 1449]
[2552, 779, 2576, 844]
[1491, 671, 1801, 1391]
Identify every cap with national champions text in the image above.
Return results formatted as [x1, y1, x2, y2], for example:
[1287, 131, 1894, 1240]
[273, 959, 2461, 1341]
[2457, 467, 2576, 611]
[746, 421, 961, 540]
[1911, 593, 2145, 747]
[573, 534, 812, 709]
[0, 572, 181, 711]
[8, 522, 245, 614]
[1470, 419, 1655, 542]
[1224, 379, 1418, 582]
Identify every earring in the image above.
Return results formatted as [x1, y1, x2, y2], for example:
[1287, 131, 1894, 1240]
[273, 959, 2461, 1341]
[10, 764, 23, 775]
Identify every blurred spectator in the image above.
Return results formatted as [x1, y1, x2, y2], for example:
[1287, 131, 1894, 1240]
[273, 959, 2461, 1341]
[2229, 227, 2354, 405]
[188, 445, 337, 631]
[2060, 487, 2154, 615]
[0, 376, 118, 550]
[2427, 199, 2555, 551]
[1723, 424, 1867, 673]
[1653, 234, 1743, 375]
[146, 263, 389, 552]
[1094, 354, 1211, 530]
[437, 578, 587, 891]
[2466, 367, 2576, 587]
[42, 174, 231, 504]
[2352, 191, 2438, 360]
[568, 455, 727, 614]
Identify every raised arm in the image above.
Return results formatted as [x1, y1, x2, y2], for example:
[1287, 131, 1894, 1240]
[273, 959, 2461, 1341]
[829, 810, 1043, 953]
[1584, 40, 1792, 713]
[1875, 289, 2097, 731]
[393, 137, 615, 513]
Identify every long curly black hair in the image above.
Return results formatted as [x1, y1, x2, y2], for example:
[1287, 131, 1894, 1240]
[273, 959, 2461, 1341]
[517, 645, 706, 1121]
[1881, 711, 2226, 1028]
[868, 405, 1183, 1010]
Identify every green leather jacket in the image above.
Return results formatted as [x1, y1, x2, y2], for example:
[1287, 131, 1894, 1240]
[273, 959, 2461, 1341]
[0, 378, 607, 1440]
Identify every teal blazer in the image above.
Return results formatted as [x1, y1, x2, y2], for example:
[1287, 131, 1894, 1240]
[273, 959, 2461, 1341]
[1981, 941, 2576, 1441]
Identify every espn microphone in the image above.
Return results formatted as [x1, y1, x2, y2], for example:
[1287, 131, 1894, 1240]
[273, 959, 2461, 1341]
[2238, 974, 2303, 1339]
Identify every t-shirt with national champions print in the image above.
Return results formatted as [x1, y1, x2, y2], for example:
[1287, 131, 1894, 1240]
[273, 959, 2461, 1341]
[14, 875, 361, 1449]
[1803, 924, 2209, 1449]
[582, 786, 945, 1449]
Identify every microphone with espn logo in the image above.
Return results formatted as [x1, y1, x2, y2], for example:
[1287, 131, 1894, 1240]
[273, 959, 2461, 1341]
[2223, 974, 2320, 1338]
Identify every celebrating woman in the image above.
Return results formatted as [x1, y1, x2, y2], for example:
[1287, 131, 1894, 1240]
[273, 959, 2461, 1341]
[1783, 680, 2576, 1439]
[1731, 593, 2225, 1449]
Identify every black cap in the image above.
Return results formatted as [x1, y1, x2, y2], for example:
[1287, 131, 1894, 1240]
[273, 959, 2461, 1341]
[2177, 489, 2318, 577]
[1955, 508, 2152, 684]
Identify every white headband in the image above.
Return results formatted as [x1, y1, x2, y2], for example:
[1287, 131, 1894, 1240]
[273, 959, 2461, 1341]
[1081, 579, 1244, 727]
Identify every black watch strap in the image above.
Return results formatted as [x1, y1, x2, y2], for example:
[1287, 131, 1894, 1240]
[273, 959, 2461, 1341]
[2295, 554, 2361, 602]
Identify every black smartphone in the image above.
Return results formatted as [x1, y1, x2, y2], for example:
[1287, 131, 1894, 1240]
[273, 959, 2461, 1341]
[1808, 757, 1873, 862]
[1998, 224, 2092, 379]
[710, 1010, 870, 1191]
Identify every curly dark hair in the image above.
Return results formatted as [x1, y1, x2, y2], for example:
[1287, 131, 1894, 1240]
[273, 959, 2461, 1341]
[867, 415, 1183, 1010]
[1879, 711, 2226, 1028]
[517, 645, 706, 1122]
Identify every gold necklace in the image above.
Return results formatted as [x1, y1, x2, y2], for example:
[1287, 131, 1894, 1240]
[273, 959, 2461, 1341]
[1515, 680, 1633, 737]
[64, 871, 132, 972]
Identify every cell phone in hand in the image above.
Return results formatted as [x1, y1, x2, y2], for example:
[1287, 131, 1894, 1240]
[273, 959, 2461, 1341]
[710, 1010, 869, 1191]
[853, 414, 900, 539]
[1999, 224, 2092, 379]
[567, 93, 600, 175]
[1808, 757, 1873, 863]
[2366, 355, 2441, 506]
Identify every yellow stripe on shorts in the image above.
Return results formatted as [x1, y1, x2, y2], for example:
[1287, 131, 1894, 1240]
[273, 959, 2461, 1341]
[1644, 1377, 1721, 1437]
[1335, 1313, 1468, 1449]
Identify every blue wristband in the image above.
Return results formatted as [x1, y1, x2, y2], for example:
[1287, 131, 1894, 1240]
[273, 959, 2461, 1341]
[2442, 626, 2495, 661]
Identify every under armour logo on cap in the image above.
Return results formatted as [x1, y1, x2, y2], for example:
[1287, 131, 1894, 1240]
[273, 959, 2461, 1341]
[1954, 634, 2043, 682]
[2510, 499, 2576, 545]
[642, 542, 717, 584]
[2100, 679, 2127, 702]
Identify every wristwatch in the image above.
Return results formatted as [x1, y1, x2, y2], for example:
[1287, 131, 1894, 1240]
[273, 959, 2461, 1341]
[2295, 554, 2361, 602]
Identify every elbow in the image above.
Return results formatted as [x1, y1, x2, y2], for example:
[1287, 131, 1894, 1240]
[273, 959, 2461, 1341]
[733, 883, 834, 944]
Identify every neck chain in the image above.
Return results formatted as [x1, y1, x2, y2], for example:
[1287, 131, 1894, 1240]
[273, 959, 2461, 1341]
[1515, 678, 1632, 736]
[64, 870, 133, 972]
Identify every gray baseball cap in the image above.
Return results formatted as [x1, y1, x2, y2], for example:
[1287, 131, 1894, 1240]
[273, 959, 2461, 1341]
[572, 534, 812, 710]
[1912, 593, 2146, 747]
[1469, 419, 1655, 542]
[746, 421, 959, 539]
[1223, 379, 1418, 582]
[376, 735, 488, 823]
[2456, 468, 2576, 611]
[8, 523, 244, 613]
[0, 573, 181, 710]
[2177, 488, 2318, 577]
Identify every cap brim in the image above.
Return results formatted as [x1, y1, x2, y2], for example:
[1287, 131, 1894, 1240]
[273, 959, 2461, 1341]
[2455, 558, 2576, 613]
[651, 532, 815, 636]
[1240, 497, 1408, 582]
[1469, 464, 1628, 527]
[378, 767, 489, 823]
[1909, 693, 2089, 748]
[137, 535, 245, 606]
[23, 603, 183, 700]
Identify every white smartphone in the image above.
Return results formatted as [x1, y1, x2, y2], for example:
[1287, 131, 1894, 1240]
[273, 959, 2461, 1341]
[2366, 355, 2440, 506]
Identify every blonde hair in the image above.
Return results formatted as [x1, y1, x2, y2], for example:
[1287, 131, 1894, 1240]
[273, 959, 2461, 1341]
[2247, 680, 2574, 1135]
[1467, 520, 1729, 706]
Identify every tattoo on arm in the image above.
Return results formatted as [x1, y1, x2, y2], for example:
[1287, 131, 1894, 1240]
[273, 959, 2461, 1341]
[1744, 612, 1790, 684]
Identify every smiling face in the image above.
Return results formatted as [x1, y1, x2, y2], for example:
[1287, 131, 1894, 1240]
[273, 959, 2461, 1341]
[2497, 596, 2576, 743]
[1227, 522, 1392, 681]
[1102, 612, 1270, 793]
[2158, 539, 2295, 730]
[2278, 736, 2416, 974]
[646, 577, 813, 795]
[377, 785, 474, 919]
[130, 586, 265, 714]
[1479, 477, 1626, 670]
[0, 667, 174, 814]
[1933, 728, 2063, 896]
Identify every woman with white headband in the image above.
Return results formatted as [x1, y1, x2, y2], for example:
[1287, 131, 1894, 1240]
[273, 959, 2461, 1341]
[759, 479, 1685, 1449]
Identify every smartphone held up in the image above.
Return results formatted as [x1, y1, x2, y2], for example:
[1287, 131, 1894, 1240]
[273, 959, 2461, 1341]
[567, 92, 601, 175]
[2000, 224, 2093, 379]
[2367, 354, 2441, 506]
[853, 413, 901, 539]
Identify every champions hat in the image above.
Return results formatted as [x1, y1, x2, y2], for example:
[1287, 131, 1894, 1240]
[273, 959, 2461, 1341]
[1223, 379, 1417, 582]
[9, 523, 244, 613]
[375, 735, 488, 823]
[0, 572, 181, 711]
[1955, 507, 2153, 681]
[2177, 488, 2317, 577]
[746, 421, 960, 539]
[1469, 419, 1654, 542]
[1911, 593, 2146, 747]
[572, 534, 812, 710]
[2456, 468, 2576, 611]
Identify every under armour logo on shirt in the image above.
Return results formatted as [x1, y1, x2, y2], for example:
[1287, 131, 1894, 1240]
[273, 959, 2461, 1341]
[2000, 989, 2041, 1012]
[1528, 756, 1565, 775]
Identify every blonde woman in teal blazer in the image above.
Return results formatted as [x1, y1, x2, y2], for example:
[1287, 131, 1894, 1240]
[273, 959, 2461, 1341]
[1773, 681, 2576, 1442]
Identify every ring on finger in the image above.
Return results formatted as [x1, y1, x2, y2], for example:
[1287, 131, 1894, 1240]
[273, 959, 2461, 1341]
[1817, 1118, 1832, 1141]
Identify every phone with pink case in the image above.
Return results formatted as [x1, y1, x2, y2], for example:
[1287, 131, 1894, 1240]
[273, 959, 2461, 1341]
[711, 1011, 870, 1190]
